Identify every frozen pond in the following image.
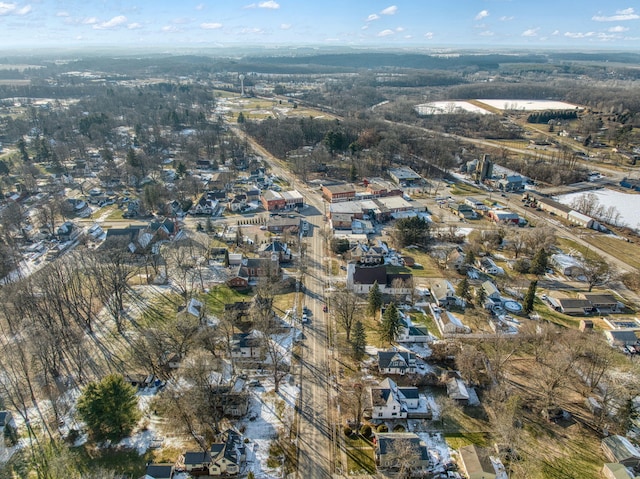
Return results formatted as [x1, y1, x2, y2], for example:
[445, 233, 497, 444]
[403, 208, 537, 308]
[556, 188, 640, 231]
[415, 101, 493, 115]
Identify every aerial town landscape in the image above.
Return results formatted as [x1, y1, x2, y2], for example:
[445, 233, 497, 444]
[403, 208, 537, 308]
[2, 3, 640, 479]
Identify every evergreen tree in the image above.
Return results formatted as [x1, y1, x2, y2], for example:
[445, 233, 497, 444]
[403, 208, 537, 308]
[350, 163, 357, 182]
[367, 281, 382, 318]
[476, 286, 487, 307]
[76, 374, 140, 442]
[237, 112, 246, 124]
[351, 321, 366, 360]
[456, 278, 472, 302]
[465, 249, 476, 266]
[523, 280, 537, 314]
[530, 248, 548, 275]
[16, 138, 29, 162]
[380, 302, 402, 345]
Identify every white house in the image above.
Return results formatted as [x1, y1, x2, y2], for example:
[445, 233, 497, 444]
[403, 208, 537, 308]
[370, 378, 419, 420]
[377, 350, 417, 375]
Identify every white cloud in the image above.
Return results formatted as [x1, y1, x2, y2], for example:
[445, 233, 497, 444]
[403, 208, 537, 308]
[201, 22, 222, 30]
[564, 31, 596, 38]
[592, 8, 639, 21]
[258, 0, 280, 9]
[280, 23, 291, 30]
[161, 25, 179, 33]
[366, 13, 379, 22]
[552, 30, 560, 35]
[0, 2, 31, 15]
[381, 5, 397, 15]
[609, 25, 629, 32]
[195, 3, 205, 10]
[424, 32, 434, 39]
[475, 10, 489, 21]
[93, 15, 127, 30]
[82, 17, 97, 25]
[377, 29, 394, 37]
[479, 30, 494, 36]
[56, 11, 69, 17]
[240, 27, 264, 34]
[395, 26, 404, 32]
[500, 16, 514, 21]
[522, 28, 539, 37]
[404, 34, 412, 39]
[127, 22, 142, 30]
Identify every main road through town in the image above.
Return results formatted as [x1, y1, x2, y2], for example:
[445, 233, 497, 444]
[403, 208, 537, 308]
[231, 126, 338, 478]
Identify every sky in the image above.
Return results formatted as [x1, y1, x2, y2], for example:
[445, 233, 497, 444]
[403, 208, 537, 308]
[0, 1, 639, 50]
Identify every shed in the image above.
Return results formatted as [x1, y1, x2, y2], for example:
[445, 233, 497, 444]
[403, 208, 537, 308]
[602, 463, 636, 479]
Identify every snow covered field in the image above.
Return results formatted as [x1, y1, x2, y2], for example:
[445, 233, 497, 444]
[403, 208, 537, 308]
[477, 99, 582, 111]
[415, 101, 493, 115]
[556, 188, 640, 231]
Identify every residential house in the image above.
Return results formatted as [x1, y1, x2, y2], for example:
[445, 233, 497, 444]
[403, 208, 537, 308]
[602, 436, 640, 468]
[604, 330, 639, 348]
[56, 221, 82, 242]
[224, 302, 251, 322]
[207, 429, 246, 476]
[602, 463, 637, 479]
[429, 279, 458, 308]
[241, 257, 279, 282]
[448, 249, 467, 271]
[226, 266, 250, 289]
[446, 377, 471, 404]
[227, 194, 247, 213]
[482, 281, 501, 301]
[258, 240, 292, 263]
[396, 311, 430, 344]
[377, 350, 417, 375]
[65, 198, 92, 218]
[231, 332, 263, 359]
[465, 197, 488, 211]
[346, 264, 413, 295]
[582, 293, 621, 313]
[479, 257, 504, 275]
[458, 445, 508, 479]
[191, 193, 219, 216]
[548, 297, 594, 316]
[486, 210, 520, 224]
[177, 298, 205, 323]
[374, 432, 429, 470]
[451, 203, 476, 219]
[322, 183, 356, 202]
[432, 306, 470, 336]
[143, 463, 174, 479]
[388, 167, 422, 186]
[370, 378, 421, 420]
[183, 451, 212, 475]
[261, 190, 286, 211]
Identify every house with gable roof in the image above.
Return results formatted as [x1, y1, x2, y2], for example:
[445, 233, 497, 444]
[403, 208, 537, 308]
[143, 463, 174, 479]
[370, 378, 420, 420]
[374, 432, 430, 471]
[377, 350, 417, 375]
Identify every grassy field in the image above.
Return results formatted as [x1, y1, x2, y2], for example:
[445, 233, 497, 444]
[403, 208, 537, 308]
[394, 249, 442, 278]
[581, 234, 640, 271]
[205, 284, 253, 316]
[449, 183, 484, 196]
[343, 434, 376, 475]
[411, 311, 441, 339]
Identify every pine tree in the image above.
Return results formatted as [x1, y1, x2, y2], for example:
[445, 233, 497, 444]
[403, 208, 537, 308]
[530, 248, 548, 275]
[367, 281, 382, 318]
[523, 280, 537, 314]
[456, 278, 472, 302]
[351, 321, 366, 360]
[76, 374, 140, 442]
[380, 302, 402, 345]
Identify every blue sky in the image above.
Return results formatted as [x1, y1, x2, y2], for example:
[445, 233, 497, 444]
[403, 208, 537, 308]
[1, 1, 639, 50]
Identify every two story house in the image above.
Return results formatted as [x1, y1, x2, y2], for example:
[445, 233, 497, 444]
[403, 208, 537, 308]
[377, 350, 417, 375]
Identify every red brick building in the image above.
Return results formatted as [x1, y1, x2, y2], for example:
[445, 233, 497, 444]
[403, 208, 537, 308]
[322, 183, 356, 203]
[261, 190, 286, 211]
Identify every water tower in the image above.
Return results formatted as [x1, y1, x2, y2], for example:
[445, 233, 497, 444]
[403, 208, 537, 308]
[239, 74, 245, 97]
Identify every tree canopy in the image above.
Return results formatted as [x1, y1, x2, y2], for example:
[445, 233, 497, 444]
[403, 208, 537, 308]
[392, 216, 431, 249]
[76, 374, 140, 442]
